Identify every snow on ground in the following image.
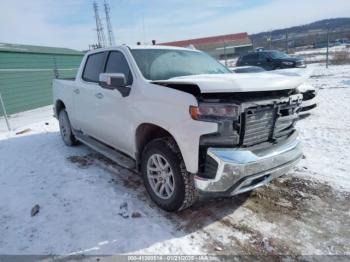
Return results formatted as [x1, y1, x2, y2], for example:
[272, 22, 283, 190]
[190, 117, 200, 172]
[296, 64, 350, 191]
[0, 120, 198, 255]
[294, 45, 350, 63]
[0, 64, 349, 256]
[294, 45, 348, 56]
[0, 105, 53, 133]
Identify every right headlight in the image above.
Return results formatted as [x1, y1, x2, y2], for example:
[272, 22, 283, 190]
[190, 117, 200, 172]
[189, 103, 240, 122]
[282, 61, 294, 66]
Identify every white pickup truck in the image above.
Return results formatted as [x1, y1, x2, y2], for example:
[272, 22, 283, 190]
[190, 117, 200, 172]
[53, 45, 303, 212]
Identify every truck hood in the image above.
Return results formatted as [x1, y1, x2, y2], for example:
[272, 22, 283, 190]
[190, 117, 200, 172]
[152, 72, 305, 93]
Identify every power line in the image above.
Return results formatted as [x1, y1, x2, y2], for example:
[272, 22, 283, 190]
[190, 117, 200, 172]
[104, 0, 116, 46]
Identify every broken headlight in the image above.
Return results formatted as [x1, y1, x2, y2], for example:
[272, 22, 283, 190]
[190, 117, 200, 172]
[190, 103, 240, 122]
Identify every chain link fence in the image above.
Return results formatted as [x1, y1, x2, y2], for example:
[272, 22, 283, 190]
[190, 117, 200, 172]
[251, 29, 350, 65]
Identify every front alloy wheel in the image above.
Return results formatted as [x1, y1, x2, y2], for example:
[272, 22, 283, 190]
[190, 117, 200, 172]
[147, 154, 175, 200]
[141, 137, 198, 212]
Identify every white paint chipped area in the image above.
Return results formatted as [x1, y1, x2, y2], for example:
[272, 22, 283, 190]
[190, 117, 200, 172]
[0, 64, 349, 256]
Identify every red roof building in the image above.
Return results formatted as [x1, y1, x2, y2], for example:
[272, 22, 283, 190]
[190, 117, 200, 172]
[159, 32, 253, 60]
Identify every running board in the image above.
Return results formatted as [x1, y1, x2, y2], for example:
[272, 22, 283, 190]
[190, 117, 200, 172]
[74, 132, 136, 170]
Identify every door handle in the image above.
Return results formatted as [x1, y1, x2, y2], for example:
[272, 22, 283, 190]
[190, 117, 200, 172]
[74, 89, 80, 94]
[95, 93, 104, 99]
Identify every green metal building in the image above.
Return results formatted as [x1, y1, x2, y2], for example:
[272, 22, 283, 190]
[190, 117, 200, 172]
[0, 43, 84, 116]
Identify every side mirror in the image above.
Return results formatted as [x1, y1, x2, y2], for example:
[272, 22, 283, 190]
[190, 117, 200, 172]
[99, 73, 130, 97]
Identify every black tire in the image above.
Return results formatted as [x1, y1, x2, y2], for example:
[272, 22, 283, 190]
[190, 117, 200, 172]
[141, 137, 198, 212]
[58, 109, 79, 146]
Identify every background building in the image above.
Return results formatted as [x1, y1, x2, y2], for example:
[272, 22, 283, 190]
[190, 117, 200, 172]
[160, 32, 253, 60]
[0, 43, 83, 115]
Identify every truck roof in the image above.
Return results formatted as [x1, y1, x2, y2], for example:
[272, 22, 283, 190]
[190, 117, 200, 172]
[86, 45, 200, 55]
[129, 45, 199, 51]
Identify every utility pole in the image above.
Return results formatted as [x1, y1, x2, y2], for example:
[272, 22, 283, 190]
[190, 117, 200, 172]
[142, 13, 146, 44]
[326, 25, 330, 68]
[0, 93, 11, 131]
[53, 57, 59, 79]
[223, 41, 227, 67]
[93, 1, 106, 48]
[267, 31, 272, 49]
[285, 31, 289, 54]
[104, 0, 116, 46]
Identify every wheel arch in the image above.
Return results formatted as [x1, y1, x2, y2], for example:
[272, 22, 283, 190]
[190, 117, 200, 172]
[54, 100, 66, 117]
[135, 123, 182, 170]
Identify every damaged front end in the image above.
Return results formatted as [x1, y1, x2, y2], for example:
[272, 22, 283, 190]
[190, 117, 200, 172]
[193, 89, 303, 195]
[198, 90, 302, 147]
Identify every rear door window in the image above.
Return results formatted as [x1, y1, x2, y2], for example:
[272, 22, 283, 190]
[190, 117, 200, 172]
[105, 51, 133, 85]
[82, 52, 106, 82]
[242, 53, 258, 63]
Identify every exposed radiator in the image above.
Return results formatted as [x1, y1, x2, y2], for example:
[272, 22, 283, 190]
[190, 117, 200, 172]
[239, 102, 299, 146]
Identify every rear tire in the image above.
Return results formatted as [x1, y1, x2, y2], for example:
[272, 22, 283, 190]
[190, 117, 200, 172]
[58, 109, 79, 146]
[141, 137, 198, 212]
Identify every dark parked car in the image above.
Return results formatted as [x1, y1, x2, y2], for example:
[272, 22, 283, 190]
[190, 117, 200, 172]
[236, 50, 306, 70]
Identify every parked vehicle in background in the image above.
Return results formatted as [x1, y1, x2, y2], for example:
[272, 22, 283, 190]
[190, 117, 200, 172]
[53, 46, 304, 212]
[236, 50, 306, 70]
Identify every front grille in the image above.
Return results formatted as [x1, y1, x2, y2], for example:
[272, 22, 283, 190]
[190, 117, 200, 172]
[239, 101, 300, 146]
[242, 106, 275, 146]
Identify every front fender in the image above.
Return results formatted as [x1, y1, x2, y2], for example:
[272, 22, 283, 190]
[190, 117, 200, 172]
[132, 83, 217, 174]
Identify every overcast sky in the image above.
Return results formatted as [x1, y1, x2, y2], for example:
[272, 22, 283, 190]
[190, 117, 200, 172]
[0, 0, 349, 50]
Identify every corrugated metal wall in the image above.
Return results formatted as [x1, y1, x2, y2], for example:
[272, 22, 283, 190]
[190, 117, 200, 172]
[0, 52, 83, 116]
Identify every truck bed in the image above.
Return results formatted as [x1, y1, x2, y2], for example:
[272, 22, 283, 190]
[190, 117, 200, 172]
[52, 78, 78, 118]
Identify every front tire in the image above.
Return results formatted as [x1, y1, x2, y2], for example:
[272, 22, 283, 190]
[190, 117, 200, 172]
[58, 109, 79, 146]
[141, 137, 198, 212]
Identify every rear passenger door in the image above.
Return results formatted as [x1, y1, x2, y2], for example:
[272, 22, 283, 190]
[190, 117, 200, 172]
[74, 51, 107, 137]
[240, 53, 258, 66]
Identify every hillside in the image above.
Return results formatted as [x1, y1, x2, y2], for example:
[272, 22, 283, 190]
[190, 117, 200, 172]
[251, 18, 350, 48]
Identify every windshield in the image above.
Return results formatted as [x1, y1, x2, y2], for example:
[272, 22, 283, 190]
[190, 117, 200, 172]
[268, 51, 291, 59]
[130, 49, 231, 80]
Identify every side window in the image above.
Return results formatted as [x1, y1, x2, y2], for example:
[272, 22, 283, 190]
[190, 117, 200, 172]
[105, 51, 133, 86]
[259, 53, 268, 61]
[243, 53, 258, 62]
[240, 55, 249, 62]
[82, 52, 106, 82]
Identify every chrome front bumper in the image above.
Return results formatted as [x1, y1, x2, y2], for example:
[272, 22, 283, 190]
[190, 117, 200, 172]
[194, 133, 302, 195]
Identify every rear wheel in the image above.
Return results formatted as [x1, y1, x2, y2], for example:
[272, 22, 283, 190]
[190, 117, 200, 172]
[141, 137, 198, 212]
[58, 109, 79, 146]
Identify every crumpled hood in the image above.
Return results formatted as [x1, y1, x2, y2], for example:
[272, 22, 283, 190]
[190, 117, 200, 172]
[152, 72, 306, 93]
